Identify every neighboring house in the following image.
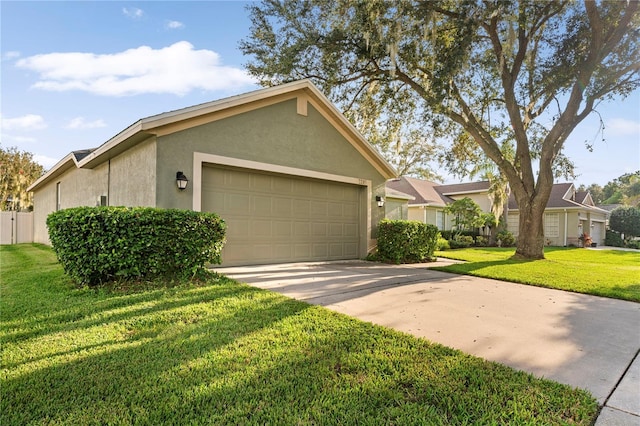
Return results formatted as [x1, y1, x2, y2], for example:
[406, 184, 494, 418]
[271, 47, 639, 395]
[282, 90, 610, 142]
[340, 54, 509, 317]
[386, 177, 607, 246]
[385, 177, 491, 232]
[383, 187, 414, 220]
[28, 80, 396, 266]
[507, 182, 609, 246]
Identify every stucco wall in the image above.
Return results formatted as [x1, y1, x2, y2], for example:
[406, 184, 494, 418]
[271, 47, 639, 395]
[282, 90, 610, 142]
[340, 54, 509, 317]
[408, 206, 424, 222]
[109, 136, 156, 207]
[449, 193, 492, 213]
[32, 163, 109, 244]
[385, 197, 408, 220]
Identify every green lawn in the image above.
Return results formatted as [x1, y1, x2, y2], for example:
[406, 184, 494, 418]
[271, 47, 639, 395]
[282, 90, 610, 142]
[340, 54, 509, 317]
[1, 244, 597, 425]
[434, 247, 640, 302]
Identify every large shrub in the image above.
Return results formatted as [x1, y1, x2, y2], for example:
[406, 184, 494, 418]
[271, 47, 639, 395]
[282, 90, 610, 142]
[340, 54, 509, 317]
[609, 206, 640, 240]
[376, 219, 439, 264]
[47, 207, 226, 285]
[604, 230, 624, 247]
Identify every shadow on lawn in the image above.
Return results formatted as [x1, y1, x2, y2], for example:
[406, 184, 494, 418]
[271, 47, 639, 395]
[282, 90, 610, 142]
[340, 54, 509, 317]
[1, 285, 312, 424]
[1, 293, 596, 425]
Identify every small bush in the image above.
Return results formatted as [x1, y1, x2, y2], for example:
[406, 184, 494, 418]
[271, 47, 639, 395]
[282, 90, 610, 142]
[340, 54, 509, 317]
[439, 230, 479, 240]
[605, 230, 624, 247]
[47, 207, 226, 286]
[625, 239, 640, 250]
[436, 237, 450, 251]
[449, 235, 474, 249]
[376, 219, 439, 264]
[496, 230, 516, 247]
[475, 235, 489, 247]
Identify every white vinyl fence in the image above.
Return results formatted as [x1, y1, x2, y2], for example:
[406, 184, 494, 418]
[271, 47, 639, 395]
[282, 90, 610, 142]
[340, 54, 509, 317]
[0, 211, 34, 244]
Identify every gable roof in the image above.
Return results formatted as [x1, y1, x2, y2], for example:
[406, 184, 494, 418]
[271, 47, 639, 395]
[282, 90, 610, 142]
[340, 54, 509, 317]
[29, 79, 396, 192]
[508, 182, 608, 212]
[436, 181, 491, 195]
[386, 177, 453, 207]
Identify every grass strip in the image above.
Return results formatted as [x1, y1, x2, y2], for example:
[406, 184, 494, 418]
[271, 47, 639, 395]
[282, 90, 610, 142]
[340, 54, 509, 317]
[434, 247, 640, 302]
[2, 244, 598, 425]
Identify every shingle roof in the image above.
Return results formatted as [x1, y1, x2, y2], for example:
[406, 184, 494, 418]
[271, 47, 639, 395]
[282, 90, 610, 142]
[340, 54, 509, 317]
[386, 177, 453, 206]
[508, 182, 605, 211]
[436, 181, 491, 195]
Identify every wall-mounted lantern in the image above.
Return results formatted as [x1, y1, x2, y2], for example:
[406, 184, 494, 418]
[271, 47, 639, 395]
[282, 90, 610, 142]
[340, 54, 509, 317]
[176, 171, 189, 190]
[375, 196, 385, 208]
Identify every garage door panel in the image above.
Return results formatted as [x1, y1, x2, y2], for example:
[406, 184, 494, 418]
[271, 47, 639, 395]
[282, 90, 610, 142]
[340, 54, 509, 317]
[344, 223, 358, 237]
[313, 244, 328, 258]
[293, 199, 310, 216]
[274, 221, 292, 237]
[344, 243, 358, 257]
[253, 195, 273, 214]
[294, 222, 310, 237]
[251, 220, 272, 237]
[202, 165, 361, 266]
[311, 222, 327, 236]
[226, 218, 250, 237]
[310, 201, 328, 217]
[273, 198, 292, 217]
[228, 194, 251, 213]
[329, 223, 343, 236]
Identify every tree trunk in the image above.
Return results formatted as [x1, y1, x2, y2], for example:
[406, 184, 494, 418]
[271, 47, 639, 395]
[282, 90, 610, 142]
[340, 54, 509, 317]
[514, 198, 546, 259]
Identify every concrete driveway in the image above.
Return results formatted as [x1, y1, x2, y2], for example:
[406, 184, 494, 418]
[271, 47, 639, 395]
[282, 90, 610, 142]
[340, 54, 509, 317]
[217, 259, 640, 424]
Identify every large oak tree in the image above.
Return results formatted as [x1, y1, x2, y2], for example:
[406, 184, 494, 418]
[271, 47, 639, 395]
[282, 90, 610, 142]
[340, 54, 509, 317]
[241, 0, 640, 259]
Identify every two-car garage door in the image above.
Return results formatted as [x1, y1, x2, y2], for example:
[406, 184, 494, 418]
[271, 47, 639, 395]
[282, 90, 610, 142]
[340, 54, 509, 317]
[202, 165, 362, 266]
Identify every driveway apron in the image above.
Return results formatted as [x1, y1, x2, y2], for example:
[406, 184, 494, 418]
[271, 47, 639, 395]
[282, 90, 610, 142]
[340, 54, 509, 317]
[217, 260, 640, 423]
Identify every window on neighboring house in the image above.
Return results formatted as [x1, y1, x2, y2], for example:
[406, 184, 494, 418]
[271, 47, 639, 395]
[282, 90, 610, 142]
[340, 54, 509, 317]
[436, 210, 444, 230]
[544, 213, 559, 237]
[56, 182, 61, 211]
[507, 214, 519, 235]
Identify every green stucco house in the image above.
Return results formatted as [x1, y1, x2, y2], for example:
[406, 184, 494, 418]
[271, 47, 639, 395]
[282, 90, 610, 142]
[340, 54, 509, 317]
[28, 80, 396, 266]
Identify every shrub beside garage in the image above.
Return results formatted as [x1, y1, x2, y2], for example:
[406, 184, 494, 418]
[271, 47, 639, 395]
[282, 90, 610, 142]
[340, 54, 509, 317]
[376, 219, 439, 264]
[47, 207, 226, 286]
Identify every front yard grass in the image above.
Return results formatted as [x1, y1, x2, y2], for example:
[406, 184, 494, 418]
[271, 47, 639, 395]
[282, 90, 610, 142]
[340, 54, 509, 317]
[1, 244, 598, 425]
[434, 247, 640, 302]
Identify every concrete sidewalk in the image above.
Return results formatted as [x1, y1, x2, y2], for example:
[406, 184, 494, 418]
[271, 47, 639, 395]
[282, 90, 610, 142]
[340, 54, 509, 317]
[218, 259, 640, 424]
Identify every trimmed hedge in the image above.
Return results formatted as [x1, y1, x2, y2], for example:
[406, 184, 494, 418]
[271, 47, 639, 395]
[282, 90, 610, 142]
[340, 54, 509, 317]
[605, 230, 624, 247]
[47, 207, 226, 286]
[376, 219, 439, 264]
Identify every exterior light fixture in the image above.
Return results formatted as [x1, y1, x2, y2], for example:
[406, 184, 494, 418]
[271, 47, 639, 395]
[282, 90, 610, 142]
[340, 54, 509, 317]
[176, 171, 189, 190]
[375, 196, 385, 207]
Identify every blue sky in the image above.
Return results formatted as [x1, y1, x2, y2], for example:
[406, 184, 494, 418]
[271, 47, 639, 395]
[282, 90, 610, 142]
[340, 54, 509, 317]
[1, 1, 639, 187]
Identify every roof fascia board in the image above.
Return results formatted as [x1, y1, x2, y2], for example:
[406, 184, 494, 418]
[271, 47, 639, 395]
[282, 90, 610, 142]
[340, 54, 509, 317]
[78, 121, 144, 169]
[561, 183, 575, 201]
[27, 153, 77, 192]
[440, 188, 489, 196]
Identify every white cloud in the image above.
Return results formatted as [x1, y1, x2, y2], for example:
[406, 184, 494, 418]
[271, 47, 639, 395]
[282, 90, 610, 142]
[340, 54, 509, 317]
[607, 118, 640, 136]
[3, 51, 21, 61]
[16, 41, 256, 97]
[0, 114, 47, 131]
[122, 7, 144, 19]
[166, 20, 184, 30]
[33, 154, 59, 170]
[65, 117, 107, 129]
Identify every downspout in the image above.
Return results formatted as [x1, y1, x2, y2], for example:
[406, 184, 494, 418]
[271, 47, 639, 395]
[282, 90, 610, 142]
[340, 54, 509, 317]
[107, 159, 111, 206]
[563, 209, 568, 246]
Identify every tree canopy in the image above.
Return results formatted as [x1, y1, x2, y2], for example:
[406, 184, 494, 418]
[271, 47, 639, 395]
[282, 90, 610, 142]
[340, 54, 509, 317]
[444, 197, 486, 232]
[0, 146, 45, 211]
[241, 0, 640, 259]
[609, 206, 640, 239]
